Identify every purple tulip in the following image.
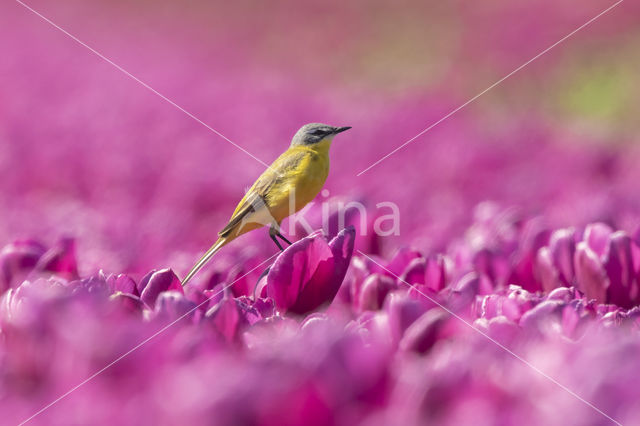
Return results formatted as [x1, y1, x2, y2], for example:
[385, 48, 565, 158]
[385, 247, 423, 277]
[1, 277, 67, 327]
[400, 257, 427, 287]
[399, 308, 450, 354]
[384, 292, 427, 344]
[548, 228, 576, 285]
[574, 242, 608, 303]
[505, 285, 540, 313]
[225, 264, 253, 298]
[479, 315, 521, 345]
[205, 297, 242, 343]
[137, 268, 183, 308]
[519, 299, 565, 333]
[357, 273, 397, 312]
[511, 225, 551, 292]
[0, 240, 46, 293]
[473, 248, 510, 288]
[108, 292, 145, 315]
[154, 291, 198, 322]
[235, 296, 275, 325]
[560, 303, 595, 339]
[536, 246, 561, 292]
[401, 254, 449, 293]
[584, 222, 614, 258]
[34, 237, 79, 280]
[546, 286, 583, 302]
[477, 293, 522, 322]
[448, 272, 492, 316]
[266, 227, 355, 315]
[67, 274, 111, 298]
[106, 273, 138, 295]
[603, 232, 639, 308]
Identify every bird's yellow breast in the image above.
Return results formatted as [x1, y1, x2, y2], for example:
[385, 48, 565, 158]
[267, 139, 331, 223]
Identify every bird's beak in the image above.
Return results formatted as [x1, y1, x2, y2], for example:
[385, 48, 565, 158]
[333, 126, 351, 134]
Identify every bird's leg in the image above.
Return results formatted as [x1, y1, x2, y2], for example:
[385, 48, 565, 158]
[275, 231, 292, 246]
[269, 225, 285, 251]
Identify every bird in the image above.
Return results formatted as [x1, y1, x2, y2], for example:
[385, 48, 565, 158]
[181, 123, 351, 286]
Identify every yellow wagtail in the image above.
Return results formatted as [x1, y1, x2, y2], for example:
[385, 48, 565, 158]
[181, 123, 351, 286]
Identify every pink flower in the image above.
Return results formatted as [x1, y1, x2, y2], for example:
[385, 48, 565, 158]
[399, 308, 452, 354]
[400, 254, 450, 293]
[34, 237, 79, 281]
[356, 273, 397, 312]
[574, 230, 640, 308]
[0, 240, 46, 293]
[266, 227, 355, 315]
[205, 297, 242, 343]
[153, 291, 197, 322]
[603, 232, 639, 308]
[106, 273, 138, 295]
[137, 268, 183, 307]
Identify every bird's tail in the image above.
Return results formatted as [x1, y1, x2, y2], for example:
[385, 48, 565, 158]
[181, 237, 227, 286]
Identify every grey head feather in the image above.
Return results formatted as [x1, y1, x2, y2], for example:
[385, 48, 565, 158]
[290, 123, 351, 146]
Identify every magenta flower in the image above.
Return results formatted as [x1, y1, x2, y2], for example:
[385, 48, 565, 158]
[33, 237, 78, 281]
[399, 308, 452, 354]
[356, 273, 397, 312]
[584, 223, 613, 257]
[400, 254, 450, 293]
[384, 292, 428, 344]
[0, 240, 46, 293]
[105, 273, 138, 295]
[574, 230, 640, 308]
[572, 243, 607, 302]
[153, 291, 197, 322]
[548, 228, 577, 286]
[266, 227, 355, 315]
[108, 291, 145, 315]
[205, 297, 245, 343]
[603, 232, 639, 308]
[137, 268, 183, 307]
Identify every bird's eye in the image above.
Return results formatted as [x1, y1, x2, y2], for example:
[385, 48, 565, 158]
[310, 129, 326, 136]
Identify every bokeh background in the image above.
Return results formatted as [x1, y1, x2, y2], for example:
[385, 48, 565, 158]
[3, 1, 640, 425]
[2, 0, 639, 279]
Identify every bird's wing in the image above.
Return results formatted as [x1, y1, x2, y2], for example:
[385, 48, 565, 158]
[217, 192, 265, 237]
[218, 149, 307, 238]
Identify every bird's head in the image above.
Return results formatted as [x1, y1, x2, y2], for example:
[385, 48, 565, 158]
[291, 123, 351, 147]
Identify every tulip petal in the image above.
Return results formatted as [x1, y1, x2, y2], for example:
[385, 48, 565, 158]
[206, 297, 241, 342]
[535, 247, 561, 292]
[154, 291, 197, 321]
[138, 268, 183, 307]
[34, 237, 79, 280]
[603, 232, 638, 308]
[357, 274, 396, 312]
[549, 228, 576, 285]
[0, 240, 46, 292]
[106, 273, 138, 295]
[584, 222, 613, 258]
[267, 227, 355, 315]
[574, 242, 608, 303]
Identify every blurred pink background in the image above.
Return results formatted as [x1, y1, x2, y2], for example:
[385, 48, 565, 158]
[2, 0, 639, 275]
